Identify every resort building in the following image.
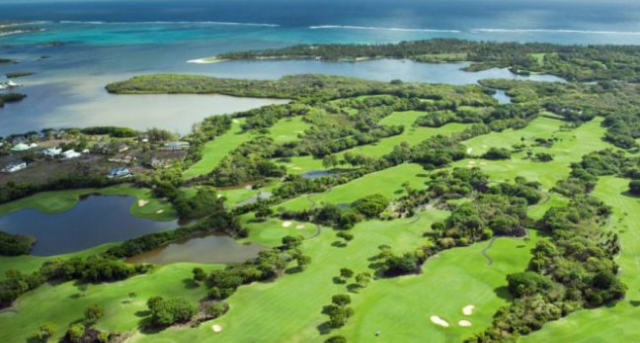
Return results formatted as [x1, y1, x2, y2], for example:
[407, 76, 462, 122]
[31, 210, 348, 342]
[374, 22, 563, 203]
[2, 161, 27, 173]
[106, 167, 132, 179]
[11, 143, 32, 152]
[43, 147, 62, 157]
[62, 150, 82, 159]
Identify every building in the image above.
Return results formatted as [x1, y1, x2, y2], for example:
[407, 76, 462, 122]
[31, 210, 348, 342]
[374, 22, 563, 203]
[106, 167, 132, 179]
[62, 150, 81, 159]
[2, 161, 27, 173]
[43, 147, 62, 157]
[108, 155, 135, 164]
[11, 143, 31, 152]
[163, 141, 190, 151]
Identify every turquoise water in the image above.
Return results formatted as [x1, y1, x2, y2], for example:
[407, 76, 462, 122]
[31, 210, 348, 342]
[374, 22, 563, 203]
[0, 0, 633, 135]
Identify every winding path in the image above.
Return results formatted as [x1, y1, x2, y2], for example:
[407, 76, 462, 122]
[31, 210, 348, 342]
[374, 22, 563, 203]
[481, 237, 497, 265]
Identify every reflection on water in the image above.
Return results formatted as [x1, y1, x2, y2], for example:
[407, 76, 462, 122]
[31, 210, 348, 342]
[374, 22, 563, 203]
[127, 234, 263, 265]
[0, 195, 177, 256]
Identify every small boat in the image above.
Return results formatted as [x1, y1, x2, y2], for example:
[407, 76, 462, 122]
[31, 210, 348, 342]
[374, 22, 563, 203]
[7, 80, 19, 87]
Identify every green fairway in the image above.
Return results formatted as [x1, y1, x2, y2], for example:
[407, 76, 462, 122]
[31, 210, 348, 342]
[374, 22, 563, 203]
[279, 163, 429, 211]
[127, 211, 451, 343]
[0, 263, 218, 343]
[338, 111, 468, 159]
[456, 116, 613, 189]
[521, 177, 640, 343]
[346, 232, 540, 342]
[267, 116, 311, 143]
[183, 118, 251, 179]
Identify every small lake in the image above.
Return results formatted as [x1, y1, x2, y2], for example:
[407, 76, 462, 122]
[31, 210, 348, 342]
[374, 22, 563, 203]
[493, 89, 512, 104]
[303, 170, 334, 179]
[126, 234, 263, 265]
[0, 195, 178, 256]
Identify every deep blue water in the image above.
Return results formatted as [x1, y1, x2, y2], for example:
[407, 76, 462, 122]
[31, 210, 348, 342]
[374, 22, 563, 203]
[0, 195, 177, 255]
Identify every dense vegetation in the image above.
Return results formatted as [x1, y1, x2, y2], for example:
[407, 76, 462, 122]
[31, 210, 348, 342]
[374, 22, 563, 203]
[0, 93, 26, 107]
[0, 231, 35, 256]
[218, 39, 640, 82]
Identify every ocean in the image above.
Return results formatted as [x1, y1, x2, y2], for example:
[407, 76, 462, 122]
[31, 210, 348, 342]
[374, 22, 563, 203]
[0, 0, 637, 135]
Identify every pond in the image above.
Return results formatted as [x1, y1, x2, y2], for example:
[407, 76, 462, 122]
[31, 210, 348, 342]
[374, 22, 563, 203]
[303, 170, 335, 179]
[0, 195, 178, 256]
[126, 234, 263, 265]
[492, 89, 512, 104]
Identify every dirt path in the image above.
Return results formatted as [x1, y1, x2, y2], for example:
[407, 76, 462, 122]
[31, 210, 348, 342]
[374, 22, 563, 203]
[481, 237, 497, 265]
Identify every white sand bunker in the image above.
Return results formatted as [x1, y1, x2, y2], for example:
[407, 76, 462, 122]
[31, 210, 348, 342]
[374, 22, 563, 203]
[430, 315, 450, 327]
[463, 305, 475, 316]
[458, 320, 472, 327]
[292, 166, 302, 170]
[156, 209, 164, 214]
[217, 194, 223, 199]
[232, 119, 240, 123]
[466, 147, 473, 154]
[211, 324, 223, 332]
[296, 224, 305, 229]
[282, 221, 292, 228]
[138, 199, 149, 207]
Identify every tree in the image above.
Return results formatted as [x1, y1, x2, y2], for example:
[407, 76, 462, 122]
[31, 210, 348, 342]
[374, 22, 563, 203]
[322, 154, 338, 169]
[355, 272, 372, 287]
[147, 297, 196, 327]
[482, 147, 511, 160]
[296, 254, 312, 270]
[84, 303, 104, 326]
[351, 194, 389, 218]
[36, 322, 57, 341]
[193, 267, 206, 282]
[66, 323, 85, 343]
[629, 180, 640, 196]
[206, 302, 230, 319]
[339, 268, 354, 279]
[331, 294, 351, 306]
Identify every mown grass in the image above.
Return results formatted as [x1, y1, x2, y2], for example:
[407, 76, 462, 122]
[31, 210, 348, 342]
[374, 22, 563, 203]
[183, 118, 251, 179]
[521, 177, 640, 343]
[456, 116, 612, 189]
[278, 163, 429, 211]
[0, 263, 217, 343]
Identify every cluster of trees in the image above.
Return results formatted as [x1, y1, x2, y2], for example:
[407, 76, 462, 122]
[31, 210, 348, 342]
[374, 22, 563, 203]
[280, 194, 389, 230]
[482, 147, 511, 160]
[211, 137, 285, 186]
[373, 172, 540, 277]
[80, 126, 139, 138]
[218, 39, 640, 82]
[0, 230, 35, 256]
[239, 103, 310, 131]
[0, 176, 119, 206]
[322, 294, 354, 329]
[0, 256, 149, 308]
[184, 115, 232, 166]
[468, 153, 625, 342]
[146, 296, 196, 327]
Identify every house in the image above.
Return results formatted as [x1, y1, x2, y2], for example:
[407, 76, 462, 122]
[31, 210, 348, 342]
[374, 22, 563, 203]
[62, 150, 81, 159]
[106, 167, 132, 179]
[43, 147, 62, 157]
[163, 141, 190, 151]
[11, 143, 31, 152]
[2, 161, 27, 173]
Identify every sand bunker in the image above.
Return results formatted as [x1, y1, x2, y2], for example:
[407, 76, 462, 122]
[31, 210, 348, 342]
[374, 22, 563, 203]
[463, 305, 475, 315]
[458, 320, 472, 327]
[156, 209, 164, 214]
[211, 324, 223, 332]
[138, 199, 149, 207]
[430, 315, 449, 327]
[296, 224, 305, 229]
[466, 147, 473, 154]
[282, 221, 292, 228]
